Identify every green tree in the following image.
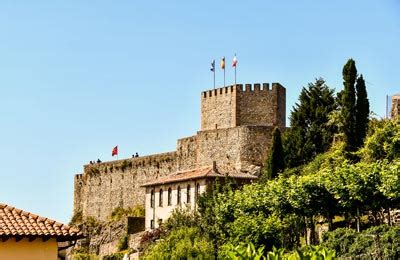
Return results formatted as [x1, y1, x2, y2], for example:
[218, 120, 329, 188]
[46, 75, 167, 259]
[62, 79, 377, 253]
[355, 74, 370, 148]
[265, 127, 285, 179]
[341, 59, 358, 151]
[284, 78, 337, 167]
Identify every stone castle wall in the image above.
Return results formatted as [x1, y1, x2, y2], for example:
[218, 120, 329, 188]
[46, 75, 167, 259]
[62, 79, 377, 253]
[74, 152, 178, 220]
[392, 95, 400, 119]
[201, 83, 286, 131]
[73, 82, 286, 221]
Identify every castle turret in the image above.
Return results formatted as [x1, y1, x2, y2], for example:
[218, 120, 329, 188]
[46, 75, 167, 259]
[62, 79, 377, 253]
[201, 83, 286, 131]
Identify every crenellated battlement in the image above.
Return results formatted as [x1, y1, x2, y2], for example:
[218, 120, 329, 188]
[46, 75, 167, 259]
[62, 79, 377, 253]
[201, 83, 285, 99]
[201, 82, 286, 131]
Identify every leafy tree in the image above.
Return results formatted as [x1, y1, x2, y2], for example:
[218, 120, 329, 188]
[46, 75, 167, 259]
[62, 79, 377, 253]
[341, 59, 358, 151]
[361, 119, 400, 161]
[284, 78, 337, 167]
[264, 127, 284, 179]
[355, 74, 370, 148]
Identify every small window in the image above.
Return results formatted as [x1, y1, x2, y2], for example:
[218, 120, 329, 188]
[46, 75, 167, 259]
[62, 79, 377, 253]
[168, 188, 172, 206]
[187, 184, 191, 203]
[159, 189, 163, 207]
[177, 186, 181, 205]
[150, 189, 155, 208]
[196, 183, 200, 199]
[150, 219, 154, 229]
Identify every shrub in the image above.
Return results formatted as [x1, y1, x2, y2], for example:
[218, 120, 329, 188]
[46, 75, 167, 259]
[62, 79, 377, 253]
[322, 225, 400, 258]
[109, 205, 145, 222]
[103, 251, 128, 260]
[69, 210, 83, 226]
[117, 234, 129, 251]
[144, 226, 214, 259]
[71, 253, 99, 260]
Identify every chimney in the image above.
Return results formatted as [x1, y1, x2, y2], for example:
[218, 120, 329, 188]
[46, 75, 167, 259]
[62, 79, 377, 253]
[212, 161, 217, 172]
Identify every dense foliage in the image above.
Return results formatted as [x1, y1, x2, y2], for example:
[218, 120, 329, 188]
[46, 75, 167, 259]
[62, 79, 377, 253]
[264, 127, 284, 180]
[284, 78, 337, 167]
[322, 225, 400, 258]
[341, 59, 358, 151]
[144, 119, 400, 258]
[355, 74, 370, 148]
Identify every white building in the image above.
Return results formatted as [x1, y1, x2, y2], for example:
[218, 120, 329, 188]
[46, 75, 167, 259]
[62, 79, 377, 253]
[141, 163, 258, 230]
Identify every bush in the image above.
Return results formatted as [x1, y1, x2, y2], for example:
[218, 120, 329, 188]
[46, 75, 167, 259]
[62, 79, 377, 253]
[109, 205, 145, 222]
[219, 243, 336, 260]
[144, 226, 214, 259]
[71, 253, 99, 260]
[103, 251, 128, 260]
[69, 210, 83, 226]
[322, 225, 400, 258]
[117, 234, 128, 251]
[163, 207, 200, 231]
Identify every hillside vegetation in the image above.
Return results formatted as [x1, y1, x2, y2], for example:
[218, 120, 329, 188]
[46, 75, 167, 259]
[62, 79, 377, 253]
[143, 60, 400, 259]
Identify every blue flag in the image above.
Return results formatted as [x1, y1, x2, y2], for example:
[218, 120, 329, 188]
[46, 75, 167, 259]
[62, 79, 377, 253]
[210, 60, 215, 72]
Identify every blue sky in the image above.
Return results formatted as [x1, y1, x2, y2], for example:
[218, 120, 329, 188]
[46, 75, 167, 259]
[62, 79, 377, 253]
[0, 1, 399, 223]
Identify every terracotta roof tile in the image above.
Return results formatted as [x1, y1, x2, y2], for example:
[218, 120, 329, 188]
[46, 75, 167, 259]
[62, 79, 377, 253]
[141, 166, 258, 187]
[0, 203, 83, 241]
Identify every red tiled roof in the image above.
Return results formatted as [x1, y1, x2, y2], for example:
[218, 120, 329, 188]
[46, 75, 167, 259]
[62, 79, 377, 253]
[0, 203, 83, 241]
[141, 166, 258, 187]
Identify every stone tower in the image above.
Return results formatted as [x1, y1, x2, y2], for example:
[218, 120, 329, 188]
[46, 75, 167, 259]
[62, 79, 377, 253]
[201, 83, 286, 130]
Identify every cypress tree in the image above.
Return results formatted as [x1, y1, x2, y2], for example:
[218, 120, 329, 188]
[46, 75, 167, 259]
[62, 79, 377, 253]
[341, 59, 358, 151]
[265, 127, 284, 179]
[355, 74, 369, 147]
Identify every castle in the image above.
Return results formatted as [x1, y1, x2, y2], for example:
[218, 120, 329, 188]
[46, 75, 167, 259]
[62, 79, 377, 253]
[73, 83, 286, 221]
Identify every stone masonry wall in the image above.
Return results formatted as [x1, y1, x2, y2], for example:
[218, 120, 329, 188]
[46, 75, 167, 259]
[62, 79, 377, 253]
[237, 83, 286, 128]
[74, 152, 178, 221]
[392, 95, 400, 119]
[201, 86, 237, 131]
[196, 125, 276, 173]
[201, 83, 286, 131]
[176, 135, 198, 171]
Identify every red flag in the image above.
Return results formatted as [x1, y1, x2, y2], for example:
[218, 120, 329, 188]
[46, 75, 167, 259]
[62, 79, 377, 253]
[112, 146, 118, 156]
[232, 54, 237, 67]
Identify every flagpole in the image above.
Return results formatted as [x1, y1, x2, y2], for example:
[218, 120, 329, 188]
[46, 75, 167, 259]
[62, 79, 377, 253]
[224, 67, 225, 87]
[234, 66, 236, 85]
[214, 69, 215, 89]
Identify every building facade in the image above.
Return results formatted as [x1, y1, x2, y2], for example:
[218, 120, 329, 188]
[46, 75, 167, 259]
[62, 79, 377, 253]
[73, 83, 286, 221]
[141, 164, 257, 229]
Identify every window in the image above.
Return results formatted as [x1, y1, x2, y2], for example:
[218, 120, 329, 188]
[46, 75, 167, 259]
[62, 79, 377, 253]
[187, 184, 191, 203]
[196, 183, 200, 199]
[150, 189, 155, 208]
[150, 219, 154, 229]
[168, 188, 172, 206]
[159, 189, 163, 207]
[177, 186, 181, 205]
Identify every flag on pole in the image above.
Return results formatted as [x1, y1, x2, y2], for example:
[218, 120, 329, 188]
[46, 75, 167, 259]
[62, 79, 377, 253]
[210, 60, 215, 72]
[232, 54, 238, 67]
[112, 146, 118, 156]
[220, 57, 225, 69]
